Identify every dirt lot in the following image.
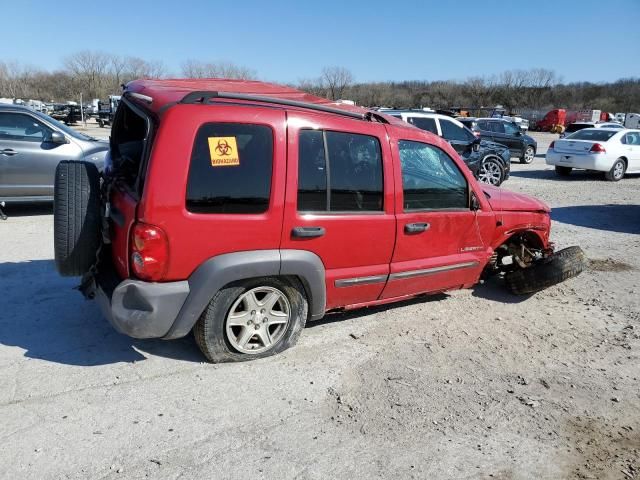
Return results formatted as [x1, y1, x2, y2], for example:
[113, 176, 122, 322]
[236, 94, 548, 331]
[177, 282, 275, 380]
[1, 132, 638, 480]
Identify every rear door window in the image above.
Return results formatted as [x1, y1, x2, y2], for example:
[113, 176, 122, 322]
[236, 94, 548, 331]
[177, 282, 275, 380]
[298, 130, 383, 212]
[186, 123, 273, 214]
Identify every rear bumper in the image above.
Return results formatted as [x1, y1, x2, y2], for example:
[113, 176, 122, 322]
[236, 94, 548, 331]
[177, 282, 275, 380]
[93, 275, 190, 339]
[545, 151, 612, 171]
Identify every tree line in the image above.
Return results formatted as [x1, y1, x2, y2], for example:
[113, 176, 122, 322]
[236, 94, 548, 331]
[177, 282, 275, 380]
[1, 51, 638, 114]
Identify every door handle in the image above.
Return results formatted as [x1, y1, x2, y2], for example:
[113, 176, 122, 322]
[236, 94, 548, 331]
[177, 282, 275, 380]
[0, 149, 17, 156]
[292, 226, 325, 238]
[405, 222, 430, 234]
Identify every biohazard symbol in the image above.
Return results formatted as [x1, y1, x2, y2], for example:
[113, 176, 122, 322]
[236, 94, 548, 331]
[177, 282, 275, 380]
[215, 139, 232, 156]
[208, 136, 240, 166]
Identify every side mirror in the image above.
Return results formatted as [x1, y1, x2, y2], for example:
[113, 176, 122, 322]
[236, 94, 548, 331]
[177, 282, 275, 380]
[515, 130, 523, 136]
[472, 142, 481, 152]
[50, 131, 67, 144]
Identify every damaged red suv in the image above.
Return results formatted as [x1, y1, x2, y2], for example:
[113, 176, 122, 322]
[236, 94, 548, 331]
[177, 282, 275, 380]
[53, 79, 584, 362]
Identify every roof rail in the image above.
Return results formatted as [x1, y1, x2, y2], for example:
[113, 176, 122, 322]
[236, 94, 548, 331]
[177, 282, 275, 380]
[179, 91, 375, 121]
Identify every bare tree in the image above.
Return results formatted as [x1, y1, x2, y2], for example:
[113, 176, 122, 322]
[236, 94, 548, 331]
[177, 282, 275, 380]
[321, 66, 353, 100]
[180, 60, 256, 79]
[63, 50, 111, 98]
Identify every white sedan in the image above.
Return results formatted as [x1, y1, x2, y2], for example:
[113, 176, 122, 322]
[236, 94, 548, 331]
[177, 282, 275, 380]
[546, 128, 640, 181]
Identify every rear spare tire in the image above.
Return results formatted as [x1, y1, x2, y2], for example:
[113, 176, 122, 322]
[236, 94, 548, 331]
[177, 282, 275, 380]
[505, 246, 585, 295]
[54, 160, 102, 276]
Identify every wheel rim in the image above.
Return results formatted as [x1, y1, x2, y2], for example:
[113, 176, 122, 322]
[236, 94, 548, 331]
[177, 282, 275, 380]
[225, 286, 291, 354]
[478, 160, 502, 185]
[524, 147, 534, 162]
[613, 161, 624, 179]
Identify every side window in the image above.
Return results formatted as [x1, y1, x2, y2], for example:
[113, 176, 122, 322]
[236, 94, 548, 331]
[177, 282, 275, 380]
[0, 113, 51, 141]
[186, 123, 273, 214]
[398, 140, 469, 211]
[297, 130, 383, 212]
[440, 119, 470, 141]
[503, 122, 519, 135]
[477, 120, 489, 131]
[408, 117, 438, 134]
[491, 122, 505, 134]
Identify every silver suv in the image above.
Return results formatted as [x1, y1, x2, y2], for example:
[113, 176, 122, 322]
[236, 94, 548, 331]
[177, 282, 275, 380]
[0, 105, 108, 203]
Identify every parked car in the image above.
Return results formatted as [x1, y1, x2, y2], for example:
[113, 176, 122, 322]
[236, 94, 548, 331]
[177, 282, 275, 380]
[381, 110, 511, 186]
[560, 121, 624, 138]
[52, 79, 584, 362]
[624, 113, 640, 129]
[474, 118, 538, 164]
[546, 128, 640, 181]
[0, 104, 108, 204]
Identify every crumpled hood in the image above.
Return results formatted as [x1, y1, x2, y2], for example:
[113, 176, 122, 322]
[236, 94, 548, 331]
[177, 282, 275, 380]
[482, 185, 550, 212]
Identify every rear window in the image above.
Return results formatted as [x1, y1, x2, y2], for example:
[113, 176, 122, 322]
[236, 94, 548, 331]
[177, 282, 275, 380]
[565, 123, 592, 133]
[566, 129, 617, 142]
[408, 117, 438, 134]
[186, 123, 273, 214]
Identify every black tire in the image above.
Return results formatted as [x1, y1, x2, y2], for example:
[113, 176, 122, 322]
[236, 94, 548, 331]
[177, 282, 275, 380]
[98, 120, 104, 128]
[604, 158, 626, 182]
[555, 166, 572, 176]
[520, 145, 535, 164]
[194, 276, 308, 363]
[54, 161, 102, 277]
[505, 246, 585, 295]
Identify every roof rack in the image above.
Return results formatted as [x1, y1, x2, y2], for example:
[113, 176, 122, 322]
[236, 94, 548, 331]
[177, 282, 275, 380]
[179, 91, 385, 122]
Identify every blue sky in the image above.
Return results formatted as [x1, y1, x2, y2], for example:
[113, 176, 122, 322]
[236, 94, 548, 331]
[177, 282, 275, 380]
[2, 0, 639, 83]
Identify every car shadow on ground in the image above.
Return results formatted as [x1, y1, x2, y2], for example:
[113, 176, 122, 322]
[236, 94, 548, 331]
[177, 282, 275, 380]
[471, 275, 532, 304]
[552, 204, 640, 234]
[0, 259, 204, 366]
[307, 293, 449, 328]
[1, 203, 53, 217]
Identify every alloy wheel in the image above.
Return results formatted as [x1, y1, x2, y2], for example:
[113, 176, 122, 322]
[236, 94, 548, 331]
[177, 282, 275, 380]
[225, 286, 291, 354]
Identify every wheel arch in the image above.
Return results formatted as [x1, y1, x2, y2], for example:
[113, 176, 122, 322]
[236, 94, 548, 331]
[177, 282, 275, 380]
[163, 249, 326, 339]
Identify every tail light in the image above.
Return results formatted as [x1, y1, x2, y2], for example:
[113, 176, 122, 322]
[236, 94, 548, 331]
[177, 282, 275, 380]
[589, 143, 606, 154]
[130, 222, 169, 281]
[549, 141, 555, 150]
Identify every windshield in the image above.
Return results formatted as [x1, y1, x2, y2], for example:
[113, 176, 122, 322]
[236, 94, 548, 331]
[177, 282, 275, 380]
[566, 129, 617, 141]
[32, 109, 97, 141]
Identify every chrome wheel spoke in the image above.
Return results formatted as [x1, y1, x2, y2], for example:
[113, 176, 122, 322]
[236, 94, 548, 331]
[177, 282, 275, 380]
[225, 286, 291, 355]
[238, 327, 256, 348]
[227, 310, 251, 326]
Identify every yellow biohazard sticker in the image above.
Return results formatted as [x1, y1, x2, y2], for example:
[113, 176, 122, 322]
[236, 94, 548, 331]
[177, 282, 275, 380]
[208, 137, 240, 166]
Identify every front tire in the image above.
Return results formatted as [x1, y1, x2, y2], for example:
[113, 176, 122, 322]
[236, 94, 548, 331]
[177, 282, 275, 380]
[505, 246, 585, 295]
[555, 166, 572, 176]
[604, 158, 626, 182]
[520, 146, 535, 164]
[194, 277, 308, 363]
[477, 157, 504, 186]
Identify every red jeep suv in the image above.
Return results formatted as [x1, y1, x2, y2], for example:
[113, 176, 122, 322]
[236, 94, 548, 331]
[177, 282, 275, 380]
[53, 79, 584, 362]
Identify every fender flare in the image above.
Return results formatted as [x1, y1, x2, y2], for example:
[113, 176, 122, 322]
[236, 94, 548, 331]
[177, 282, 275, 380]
[163, 249, 326, 339]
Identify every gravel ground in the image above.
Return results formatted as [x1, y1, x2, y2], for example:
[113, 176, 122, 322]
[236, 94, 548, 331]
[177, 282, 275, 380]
[1, 132, 638, 480]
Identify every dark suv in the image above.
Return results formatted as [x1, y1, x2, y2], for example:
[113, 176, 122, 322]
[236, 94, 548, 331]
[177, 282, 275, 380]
[383, 111, 511, 186]
[470, 118, 537, 164]
[52, 79, 583, 362]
